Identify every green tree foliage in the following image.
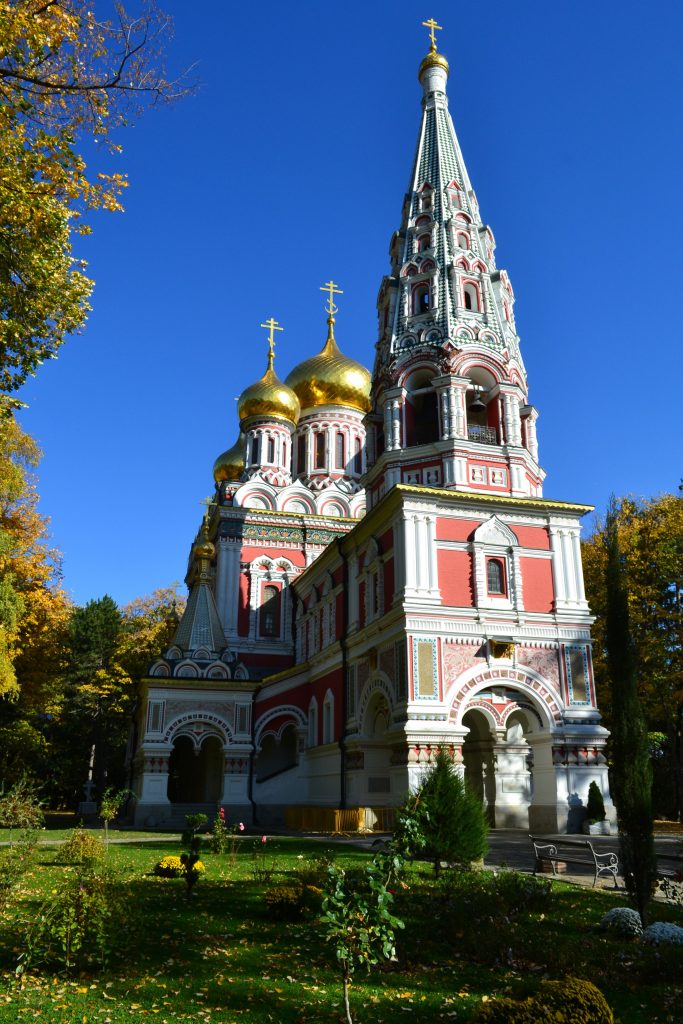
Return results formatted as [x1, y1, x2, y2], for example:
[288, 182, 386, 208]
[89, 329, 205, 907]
[321, 855, 405, 1024]
[395, 748, 489, 875]
[51, 587, 183, 804]
[0, 1, 188, 410]
[582, 493, 682, 817]
[603, 501, 657, 925]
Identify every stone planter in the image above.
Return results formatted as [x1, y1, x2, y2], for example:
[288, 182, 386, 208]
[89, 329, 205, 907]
[582, 820, 611, 836]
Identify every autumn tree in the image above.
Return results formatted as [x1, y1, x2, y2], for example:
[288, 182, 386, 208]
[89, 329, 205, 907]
[603, 501, 657, 924]
[0, 415, 71, 791]
[582, 492, 683, 818]
[0, 0, 189, 409]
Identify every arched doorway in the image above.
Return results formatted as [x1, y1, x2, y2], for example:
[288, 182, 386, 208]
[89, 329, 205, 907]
[462, 709, 496, 824]
[167, 734, 223, 804]
[362, 691, 393, 803]
[255, 725, 298, 782]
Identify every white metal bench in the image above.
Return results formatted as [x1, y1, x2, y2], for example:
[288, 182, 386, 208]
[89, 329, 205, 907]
[530, 834, 619, 888]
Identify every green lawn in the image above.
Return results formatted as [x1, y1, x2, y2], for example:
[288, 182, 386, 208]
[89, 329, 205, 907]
[0, 836, 680, 1023]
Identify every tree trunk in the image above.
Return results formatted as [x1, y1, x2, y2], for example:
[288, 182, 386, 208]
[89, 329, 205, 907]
[343, 972, 353, 1024]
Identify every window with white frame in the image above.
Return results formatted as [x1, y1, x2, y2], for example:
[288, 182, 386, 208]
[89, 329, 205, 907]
[308, 698, 318, 747]
[322, 690, 334, 744]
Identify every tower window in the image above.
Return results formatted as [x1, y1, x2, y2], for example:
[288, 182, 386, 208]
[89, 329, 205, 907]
[335, 432, 345, 469]
[456, 231, 470, 250]
[353, 437, 362, 474]
[315, 432, 326, 469]
[417, 233, 431, 252]
[463, 282, 480, 311]
[260, 584, 281, 637]
[412, 283, 430, 315]
[251, 435, 259, 464]
[487, 558, 506, 595]
[267, 437, 275, 463]
[297, 435, 306, 474]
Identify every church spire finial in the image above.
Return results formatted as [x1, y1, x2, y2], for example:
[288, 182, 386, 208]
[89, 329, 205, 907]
[422, 17, 442, 53]
[320, 279, 343, 345]
[259, 316, 283, 373]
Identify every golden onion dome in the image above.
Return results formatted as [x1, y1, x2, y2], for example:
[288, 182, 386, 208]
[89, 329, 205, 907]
[418, 47, 449, 80]
[213, 433, 245, 483]
[194, 533, 215, 561]
[285, 318, 372, 414]
[238, 349, 300, 426]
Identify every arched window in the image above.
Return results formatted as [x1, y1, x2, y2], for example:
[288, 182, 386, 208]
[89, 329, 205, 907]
[260, 584, 281, 637]
[417, 233, 431, 252]
[315, 432, 325, 469]
[297, 434, 306, 474]
[415, 214, 431, 227]
[308, 700, 318, 748]
[251, 435, 259, 464]
[405, 371, 440, 446]
[412, 283, 430, 315]
[323, 691, 334, 744]
[353, 437, 362, 474]
[267, 437, 275, 463]
[456, 231, 470, 250]
[487, 559, 506, 595]
[335, 432, 345, 469]
[463, 282, 480, 311]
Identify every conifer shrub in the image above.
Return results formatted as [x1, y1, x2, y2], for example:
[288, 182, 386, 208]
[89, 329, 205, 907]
[394, 749, 488, 874]
[586, 781, 607, 824]
[473, 977, 614, 1024]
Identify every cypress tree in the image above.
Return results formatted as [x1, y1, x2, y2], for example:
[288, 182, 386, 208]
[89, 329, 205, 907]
[604, 500, 657, 924]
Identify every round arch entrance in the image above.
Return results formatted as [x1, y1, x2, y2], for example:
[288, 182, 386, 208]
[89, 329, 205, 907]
[167, 734, 223, 804]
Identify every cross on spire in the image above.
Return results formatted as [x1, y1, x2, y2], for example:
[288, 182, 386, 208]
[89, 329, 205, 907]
[200, 495, 214, 523]
[320, 280, 343, 318]
[422, 17, 442, 51]
[260, 317, 283, 359]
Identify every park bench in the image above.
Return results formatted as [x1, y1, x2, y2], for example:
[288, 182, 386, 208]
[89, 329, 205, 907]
[530, 834, 619, 888]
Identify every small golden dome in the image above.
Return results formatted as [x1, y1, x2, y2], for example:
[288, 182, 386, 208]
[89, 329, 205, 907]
[238, 350, 300, 426]
[285, 319, 372, 414]
[213, 433, 245, 483]
[194, 534, 215, 561]
[418, 48, 449, 80]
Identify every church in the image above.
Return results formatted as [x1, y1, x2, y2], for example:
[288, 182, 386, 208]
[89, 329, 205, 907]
[129, 22, 613, 834]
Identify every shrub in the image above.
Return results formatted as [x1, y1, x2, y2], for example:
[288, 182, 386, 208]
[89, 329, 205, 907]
[295, 852, 335, 887]
[599, 906, 643, 937]
[0, 778, 43, 835]
[642, 922, 683, 946]
[474, 977, 613, 1024]
[395, 749, 488, 875]
[60, 829, 105, 866]
[265, 884, 304, 919]
[586, 781, 607, 823]
[20, 867, 112, 972]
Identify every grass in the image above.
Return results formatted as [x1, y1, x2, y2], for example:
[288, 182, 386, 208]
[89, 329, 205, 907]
[0, 835, 681, 1023]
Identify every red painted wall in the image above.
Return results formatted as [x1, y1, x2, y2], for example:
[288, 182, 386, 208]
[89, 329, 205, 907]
[436, 517, 480, 542]
[437, 550, 474, 606]
[513, 525, 551, 550]
[520, 557, 554, 612]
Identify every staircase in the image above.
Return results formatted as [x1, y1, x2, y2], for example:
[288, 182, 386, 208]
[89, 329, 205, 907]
[164, 802, 218, 829]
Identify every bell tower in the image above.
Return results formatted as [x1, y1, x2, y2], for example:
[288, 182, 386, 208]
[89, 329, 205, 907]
[365, 22, 543, 508]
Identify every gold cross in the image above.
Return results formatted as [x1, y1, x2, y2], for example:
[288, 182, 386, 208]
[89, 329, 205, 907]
[200, 495, 214, 521]
[422, 17, 442, 50]
[320, 280, 343, 317]
[260, 317, 284, 357]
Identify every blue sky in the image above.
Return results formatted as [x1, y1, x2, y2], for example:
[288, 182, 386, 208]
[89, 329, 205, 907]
[17, 0, 683, 608]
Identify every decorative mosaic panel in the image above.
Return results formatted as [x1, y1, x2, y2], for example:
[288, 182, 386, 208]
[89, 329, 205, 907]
[565, 645, 591, 705]
[413, 638, 438, 701]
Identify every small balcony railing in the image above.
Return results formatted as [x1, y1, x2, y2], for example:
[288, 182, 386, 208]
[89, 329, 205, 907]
[468, 425, 498, 446]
